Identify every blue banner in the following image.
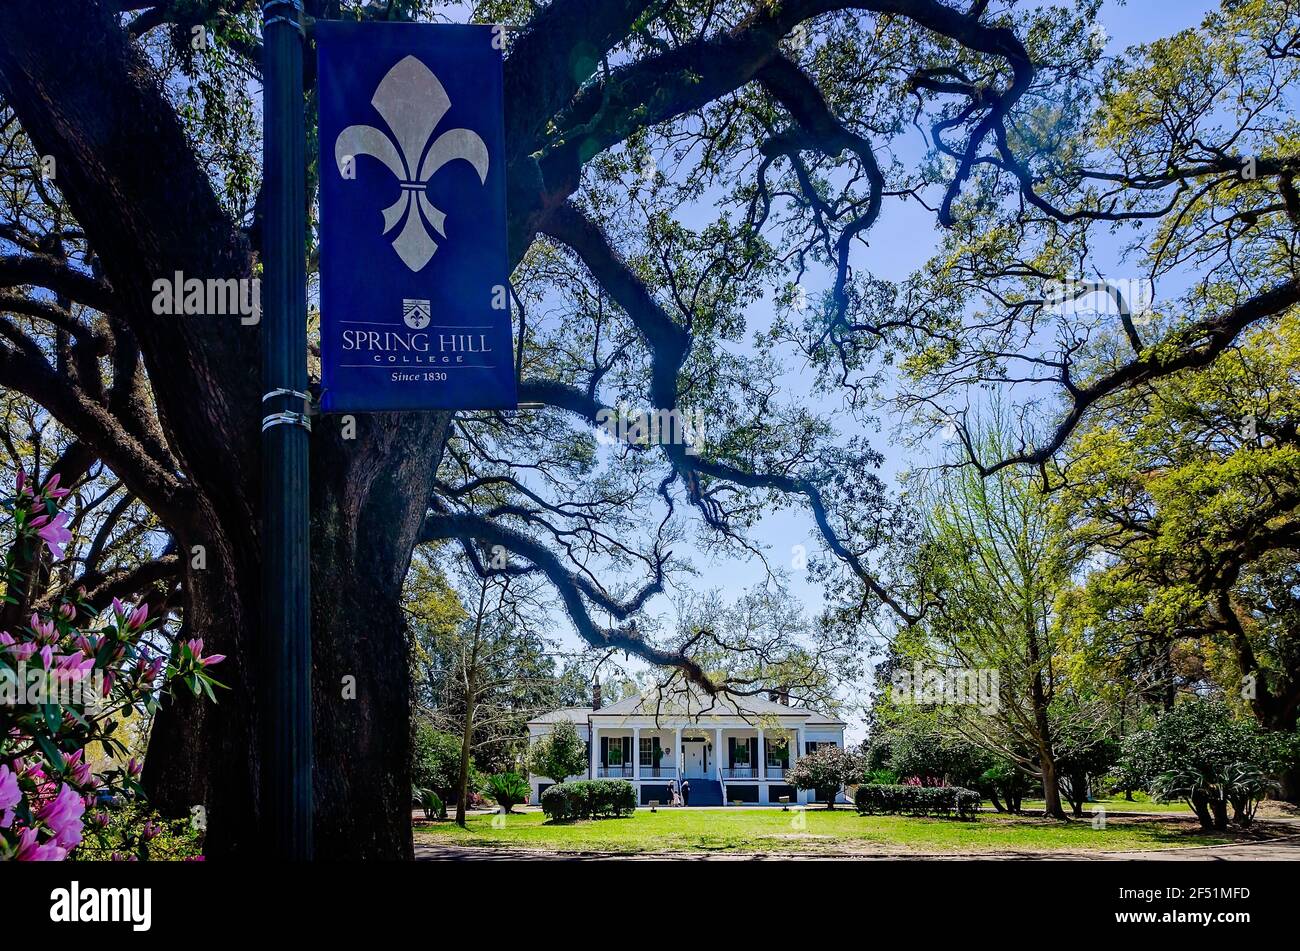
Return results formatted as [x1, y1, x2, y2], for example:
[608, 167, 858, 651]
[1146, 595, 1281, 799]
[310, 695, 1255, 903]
[316, 22, 515, 412]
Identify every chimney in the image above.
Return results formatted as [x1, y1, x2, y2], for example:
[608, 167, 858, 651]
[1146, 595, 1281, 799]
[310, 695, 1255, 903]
[592, 680, 602, 711]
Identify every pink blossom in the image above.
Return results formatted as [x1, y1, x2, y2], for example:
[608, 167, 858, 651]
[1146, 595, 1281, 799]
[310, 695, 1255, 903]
[61, 750, 92, 786]
[42, 473, 70, 499]
[126, 757, 142, 778]
[37, 783, 84, 850]
[58, 603, 76, 620]
[185, 638, 224, 667]
[30, 614, 56, 642]
[54, 653, 95, 685]
[35, 511, 72, 561]
[127, 603, 149, 630]
[15, 827, 66, 861]
[0, 764, 20, 828]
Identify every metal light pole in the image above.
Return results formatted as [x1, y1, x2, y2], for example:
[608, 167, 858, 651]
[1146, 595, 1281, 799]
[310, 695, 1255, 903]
[261, 0, 313, 860]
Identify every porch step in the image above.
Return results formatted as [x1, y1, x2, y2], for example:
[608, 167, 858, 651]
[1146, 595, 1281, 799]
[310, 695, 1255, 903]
[682, 778, 724, 806]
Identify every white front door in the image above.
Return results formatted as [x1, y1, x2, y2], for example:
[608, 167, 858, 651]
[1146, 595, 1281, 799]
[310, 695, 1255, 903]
[683, 741, 706, 778]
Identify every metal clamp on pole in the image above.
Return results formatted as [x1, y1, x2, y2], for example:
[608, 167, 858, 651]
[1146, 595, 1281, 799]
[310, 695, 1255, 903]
[263, 0, 305, 36]
[261, 388, 313, 432]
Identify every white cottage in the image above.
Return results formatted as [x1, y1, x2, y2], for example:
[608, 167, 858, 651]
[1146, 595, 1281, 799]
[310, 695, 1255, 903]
[526, 688, 847, 806]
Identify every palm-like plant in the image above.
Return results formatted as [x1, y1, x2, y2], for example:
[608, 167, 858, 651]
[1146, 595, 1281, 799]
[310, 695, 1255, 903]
[486, 772, 530, 814]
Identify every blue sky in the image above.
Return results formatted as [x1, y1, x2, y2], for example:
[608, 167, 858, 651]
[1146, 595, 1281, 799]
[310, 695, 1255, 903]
[659, 1, 1220, 602]
[537, 1, 1224, 724]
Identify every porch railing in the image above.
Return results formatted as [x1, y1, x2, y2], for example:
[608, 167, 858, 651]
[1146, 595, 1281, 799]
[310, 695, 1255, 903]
[721, 766, 789, 779]
[597, 765, 633, 778]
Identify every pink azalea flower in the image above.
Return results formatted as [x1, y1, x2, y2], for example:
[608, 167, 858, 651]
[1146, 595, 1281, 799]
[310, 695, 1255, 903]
[58, 603, 76, 620]
[127, 604, 148, 630]
[37, 783, 85, 850]
[30, 614, 56, 642]
[15, 827, 66, 861]
[0, 764, 20, 829]
[61, 750, 93, 786]
[35, 511, 72, 561]
[126, 757, 142, 778]
[42, 473, 70, 499]
[185, 638, 224, 667]
[54, 653, 95, 685]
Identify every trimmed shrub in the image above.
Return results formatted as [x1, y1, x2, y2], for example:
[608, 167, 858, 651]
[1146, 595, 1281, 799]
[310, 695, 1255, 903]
[854, 784, 982, 820]
[540, 779, 637, 821]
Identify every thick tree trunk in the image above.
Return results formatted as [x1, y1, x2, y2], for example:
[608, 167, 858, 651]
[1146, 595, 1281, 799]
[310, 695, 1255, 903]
[1038, 753, 1067, 820]
[308, 412, 450, 858]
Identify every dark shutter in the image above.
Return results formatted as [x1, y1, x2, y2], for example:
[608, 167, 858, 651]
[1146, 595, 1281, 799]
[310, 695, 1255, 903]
[750, 738, 758, 769]
[623, 736, 632, 767]
[600, 735, 608, 767]
[728, 737, 735, 768]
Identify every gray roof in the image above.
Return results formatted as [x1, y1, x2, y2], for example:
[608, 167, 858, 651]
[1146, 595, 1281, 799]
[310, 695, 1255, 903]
[526, 707, 593, 725]
[525, 687, 846, 727]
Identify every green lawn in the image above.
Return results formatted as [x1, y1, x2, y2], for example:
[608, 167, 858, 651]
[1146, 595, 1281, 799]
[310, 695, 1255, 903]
[416, 807, 1232, 855]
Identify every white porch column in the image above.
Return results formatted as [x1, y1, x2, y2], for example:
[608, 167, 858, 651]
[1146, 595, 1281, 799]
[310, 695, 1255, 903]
[794, 727, 805, 803]
[715, 726, 723, 781]
[758, 728, 768, 804]
[633, 725, 641, 781]
[590, 724, 599, 779]
[674, 726, 682, 779]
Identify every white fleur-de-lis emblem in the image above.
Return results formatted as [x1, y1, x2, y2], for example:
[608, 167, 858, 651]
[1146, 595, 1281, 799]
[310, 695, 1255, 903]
[335, 55, 489, 272]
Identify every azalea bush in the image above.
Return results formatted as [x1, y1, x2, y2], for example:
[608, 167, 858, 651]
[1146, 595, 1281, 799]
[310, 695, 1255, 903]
[1, 472, 224, 860]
